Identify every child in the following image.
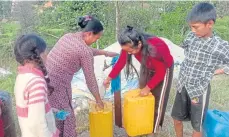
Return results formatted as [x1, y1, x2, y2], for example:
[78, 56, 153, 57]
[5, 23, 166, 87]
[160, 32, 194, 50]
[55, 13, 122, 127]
[14, 34, 59, 137]
[103, 26, 174, 135]
[171, 2, 229, 137]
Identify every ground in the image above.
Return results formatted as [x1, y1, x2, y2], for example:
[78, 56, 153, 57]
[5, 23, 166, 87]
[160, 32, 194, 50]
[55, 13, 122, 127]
[3, 74, 229, 137]
[75, 74, 229, 137]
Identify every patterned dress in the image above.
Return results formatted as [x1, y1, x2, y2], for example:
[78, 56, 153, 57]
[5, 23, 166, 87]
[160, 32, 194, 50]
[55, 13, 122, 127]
[46, 32, 104, 137]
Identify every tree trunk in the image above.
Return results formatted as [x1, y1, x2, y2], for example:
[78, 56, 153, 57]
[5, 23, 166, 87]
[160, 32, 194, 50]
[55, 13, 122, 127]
[115, 1, 120, 40]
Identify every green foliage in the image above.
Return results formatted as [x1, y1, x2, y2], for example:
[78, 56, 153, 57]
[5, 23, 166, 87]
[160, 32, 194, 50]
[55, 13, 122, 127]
[0, 2, 229, 135]
[0, 72, 16, 94]
[0, 22, 20, 43]
[149, 1, 196, 45]
[0, 22, 20, 68]
[35, 26, 66, 47]
[119, 2, 153, 31]
[35, 1, 115, 48]
[214, 16, 229, 41]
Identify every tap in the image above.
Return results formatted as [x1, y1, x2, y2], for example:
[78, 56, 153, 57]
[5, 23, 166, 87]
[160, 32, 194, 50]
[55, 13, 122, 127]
[103, 59, 111, 71]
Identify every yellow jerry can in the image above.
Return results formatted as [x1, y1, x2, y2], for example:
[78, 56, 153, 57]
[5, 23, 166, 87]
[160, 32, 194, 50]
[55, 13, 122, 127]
[89, 101, 113, 137]
[123, 89, 155, 136]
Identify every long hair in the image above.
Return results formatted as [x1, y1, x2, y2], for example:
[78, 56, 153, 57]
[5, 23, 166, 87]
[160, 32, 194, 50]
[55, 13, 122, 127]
[14, 34, 54, 93]
[118, 26, 156, 88]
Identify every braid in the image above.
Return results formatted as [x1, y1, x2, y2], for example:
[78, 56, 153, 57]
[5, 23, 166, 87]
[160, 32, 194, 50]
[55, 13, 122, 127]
[14, 33, 53, 93]
[33, 49, 54, 94]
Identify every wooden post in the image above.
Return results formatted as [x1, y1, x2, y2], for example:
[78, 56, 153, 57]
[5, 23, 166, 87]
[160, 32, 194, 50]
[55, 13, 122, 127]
[114, 90, 122, 127]
[111, 56, 122, 127]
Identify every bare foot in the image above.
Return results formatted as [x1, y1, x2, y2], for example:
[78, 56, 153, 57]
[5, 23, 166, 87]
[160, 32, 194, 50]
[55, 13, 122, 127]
[147, 133, 154, 137]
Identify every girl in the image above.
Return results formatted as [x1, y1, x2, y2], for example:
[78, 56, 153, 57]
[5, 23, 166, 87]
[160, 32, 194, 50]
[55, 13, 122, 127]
[103, 26, 174, 136]
[46, 15, 118, 137]
[14, 34, 59, 137]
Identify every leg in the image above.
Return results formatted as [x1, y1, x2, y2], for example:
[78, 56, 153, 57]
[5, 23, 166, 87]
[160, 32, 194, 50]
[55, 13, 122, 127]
[152, 67, 174, 133]
[192, 131, 202, 137]
[190, 85, 210, 137]
[171, 87, 190, 137]
[158, 66, 174, 126]
[55, 120, 64, 137]
[173, 119, 183, 137]
[151, 80, 163, 134]
[63, 109, 77, 137]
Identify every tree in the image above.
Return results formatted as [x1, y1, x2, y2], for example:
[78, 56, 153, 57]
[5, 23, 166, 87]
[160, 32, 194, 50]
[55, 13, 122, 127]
[0, 1, 12, 19]
[12, 1, 38, 34]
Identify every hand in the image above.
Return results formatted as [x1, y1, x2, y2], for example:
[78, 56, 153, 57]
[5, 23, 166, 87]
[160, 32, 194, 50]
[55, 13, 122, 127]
[52, 108, 59, 113]
[214, 69, 224, 75]
[105, 51, 119, 57]
[96, 99, 104, 110]
[103, 77, 111, 89]
[139, 86, 151, 97]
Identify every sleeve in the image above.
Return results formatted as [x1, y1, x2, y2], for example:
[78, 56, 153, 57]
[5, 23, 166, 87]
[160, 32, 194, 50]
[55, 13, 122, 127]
[90, 47, 105, 56]
[25, 78, 54, 137]
[222, 65, 229, 75]
[149, 37, 174, 68]
[80, 51, 99, 94]
[180, 31, 194, 49]
[146, 58, 167, 90]
[108, 50, 127, 79]
[220, 41, 229, 74]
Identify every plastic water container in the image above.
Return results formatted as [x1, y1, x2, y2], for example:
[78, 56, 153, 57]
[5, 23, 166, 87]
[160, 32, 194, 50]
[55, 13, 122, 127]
[123, 89, 155, 136]
[89, 101, 113, 137]
[203, 109, 229, 137]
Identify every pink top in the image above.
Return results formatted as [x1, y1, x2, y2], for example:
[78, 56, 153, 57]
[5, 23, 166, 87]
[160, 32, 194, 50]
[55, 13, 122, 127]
[14, 66, 59, 137]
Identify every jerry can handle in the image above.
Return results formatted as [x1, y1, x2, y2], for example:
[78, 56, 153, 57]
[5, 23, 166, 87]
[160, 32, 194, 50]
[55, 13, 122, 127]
[213, 110, 229, 122]
[136, 92, 152, 98]
[95, 102, 108, 112]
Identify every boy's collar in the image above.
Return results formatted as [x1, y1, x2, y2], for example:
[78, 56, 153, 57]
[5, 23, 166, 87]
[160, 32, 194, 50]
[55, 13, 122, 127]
[195, 31, 216, 40]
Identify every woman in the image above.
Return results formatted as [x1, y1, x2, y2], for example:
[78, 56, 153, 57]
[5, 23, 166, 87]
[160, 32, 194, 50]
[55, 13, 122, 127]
[46, 15, 118, 137]
[103, 26, 174, 136]
[14, 34, 59, 137]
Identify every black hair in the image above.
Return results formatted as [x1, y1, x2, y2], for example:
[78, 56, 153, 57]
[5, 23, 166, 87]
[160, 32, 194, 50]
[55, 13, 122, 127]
[118, 26, 156, 88]
[187, 2, 216, 23]
[14, 34, 54, 93]
[77, 15, 104, 34]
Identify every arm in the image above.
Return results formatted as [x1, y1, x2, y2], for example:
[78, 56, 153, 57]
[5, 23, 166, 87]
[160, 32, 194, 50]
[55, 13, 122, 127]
[180, 32, 194, 49]
[90, 47, 106, 56]
[90, 47, 119, 57]
[26, 79, 53, 137]
[108, 50, 127, 79]
[146, 59, 167, 90]
[222, 66, 229, 74]
[219, 41, 229, 74]
[80, 51, 102, 102]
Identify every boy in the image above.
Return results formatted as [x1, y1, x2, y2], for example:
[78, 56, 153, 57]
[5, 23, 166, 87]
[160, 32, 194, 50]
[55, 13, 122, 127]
[171, 2, 229, 137]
